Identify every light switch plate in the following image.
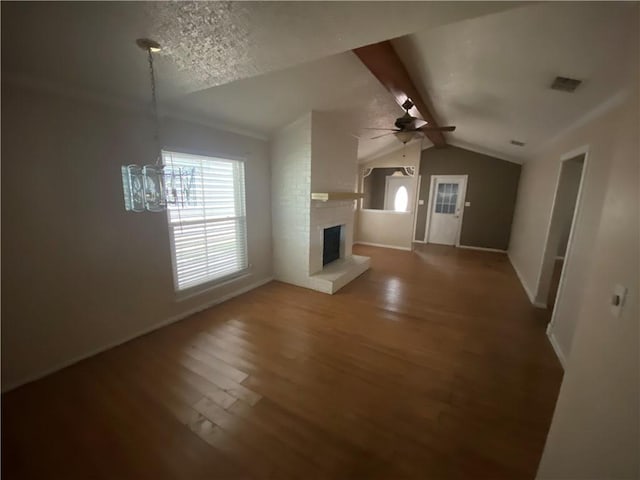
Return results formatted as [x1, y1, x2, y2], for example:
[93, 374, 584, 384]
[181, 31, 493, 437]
[418, 199, 424, 205]
[610, 284, 627, 318]
[465, 201, 471, 207]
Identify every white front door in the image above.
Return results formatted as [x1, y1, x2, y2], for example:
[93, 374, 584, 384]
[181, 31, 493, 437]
[384, 176, 412, 212]
[427, 177, 466, 245]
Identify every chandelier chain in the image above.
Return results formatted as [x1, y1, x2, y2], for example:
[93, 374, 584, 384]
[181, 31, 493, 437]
[146, 48, 161, 164]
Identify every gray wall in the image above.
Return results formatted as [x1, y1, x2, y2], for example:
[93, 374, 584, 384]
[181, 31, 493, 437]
[415, 146, 521, 250]
[363, 167, 398, 209]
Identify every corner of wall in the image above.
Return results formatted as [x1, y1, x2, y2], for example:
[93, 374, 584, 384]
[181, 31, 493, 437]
[507, 250, 538, 305]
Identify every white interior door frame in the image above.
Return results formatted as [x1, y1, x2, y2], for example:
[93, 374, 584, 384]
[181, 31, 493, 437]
[412, 174, 423, 242]
[383, 176, 394, 210]
[544, 145, 590, 335]
[423, 174, 468, 246]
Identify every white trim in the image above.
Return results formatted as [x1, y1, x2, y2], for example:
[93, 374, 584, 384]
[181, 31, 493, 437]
[384, 175, 392, 210]
[175, 270, 252, 302]
[508, 252, 537, 305]
[533, 89, 630, 158]
[547, 331, 567, 369]
[412, 240, 427, 244]
[412, 174, 422, 242]
[444, 140, 524, 165]
[533, 163, 565, 299]
[165, 110, 269, 141]
[423, 174, 468, 247]
[354, 241, 412, 251]
[543, 146, 590, 331]
[555, 256, 565, 261]
[424, 175, 436, 242]
[560, 145, 591, 162]
[3, 72, 269, 141]
[458, 245, 506, 253]
[1, 276, 274, 393]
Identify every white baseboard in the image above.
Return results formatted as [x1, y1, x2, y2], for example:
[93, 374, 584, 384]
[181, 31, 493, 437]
[555, 256, 565, 261]
[547, 330, 567, 369]
[354, 241, 412, 251]
[507, 252, 538, 305]
[412, 240, 427, 244]
[2, 276, 274, 393]
[458, 244, 506, 253]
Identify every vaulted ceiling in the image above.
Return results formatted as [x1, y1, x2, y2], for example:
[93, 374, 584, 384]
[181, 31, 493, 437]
[3, 2, 638, 162]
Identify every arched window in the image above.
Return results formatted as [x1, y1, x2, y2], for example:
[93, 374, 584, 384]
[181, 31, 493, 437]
[394, 186, 409, 212]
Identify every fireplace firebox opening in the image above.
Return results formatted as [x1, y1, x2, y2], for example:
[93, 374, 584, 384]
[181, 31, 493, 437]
[323, 225, 341, 266]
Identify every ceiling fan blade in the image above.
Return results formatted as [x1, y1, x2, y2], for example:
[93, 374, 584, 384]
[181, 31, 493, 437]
[420, 125, 456, 132]
[352, 40, 447, 147]
[370, 132, 396, 139]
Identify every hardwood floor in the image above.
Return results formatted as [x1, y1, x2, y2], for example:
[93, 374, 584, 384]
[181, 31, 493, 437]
[2, 244, 563, 479]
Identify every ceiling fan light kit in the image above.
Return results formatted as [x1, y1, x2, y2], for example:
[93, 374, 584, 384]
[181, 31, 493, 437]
[395, 130, 417, 144]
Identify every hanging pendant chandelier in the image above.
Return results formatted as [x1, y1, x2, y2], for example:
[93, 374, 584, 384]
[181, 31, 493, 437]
[121, 38, 195, 213]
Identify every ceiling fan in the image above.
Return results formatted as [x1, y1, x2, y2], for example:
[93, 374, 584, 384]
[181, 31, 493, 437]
[364, 99, 456, 144]
[353, 40, 455, 147]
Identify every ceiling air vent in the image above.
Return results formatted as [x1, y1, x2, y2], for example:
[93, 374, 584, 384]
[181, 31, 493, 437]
[510, 140, 526, 147]
[551, 76, 582, 92]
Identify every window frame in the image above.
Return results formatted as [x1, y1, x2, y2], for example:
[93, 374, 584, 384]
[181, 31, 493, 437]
[162, 149, 250, 297]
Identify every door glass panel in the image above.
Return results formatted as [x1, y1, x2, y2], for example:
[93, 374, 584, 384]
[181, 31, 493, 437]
[448, 184, 458, 214]
[436, 184, 445, 206]
[435, 183, 446, 213]
[435, 182, 458, 214]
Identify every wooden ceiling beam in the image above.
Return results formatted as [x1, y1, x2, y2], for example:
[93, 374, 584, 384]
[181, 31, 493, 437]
[353, 40, 447, 148]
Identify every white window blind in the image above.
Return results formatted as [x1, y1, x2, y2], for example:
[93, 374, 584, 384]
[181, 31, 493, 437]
[162, 151, 248, 291]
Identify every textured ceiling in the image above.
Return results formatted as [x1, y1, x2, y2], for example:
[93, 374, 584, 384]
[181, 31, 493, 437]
[2, 2, 638, 162]
[1, 1, 518, 97]
[165, 51, 404, 159]
[148, 1, 522, 92]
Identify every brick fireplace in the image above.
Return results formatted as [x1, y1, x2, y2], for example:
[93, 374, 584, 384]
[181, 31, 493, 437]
[271, 111, 370, 294]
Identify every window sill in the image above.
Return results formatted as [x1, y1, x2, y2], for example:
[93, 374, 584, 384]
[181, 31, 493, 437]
[175, 269, 252, 303]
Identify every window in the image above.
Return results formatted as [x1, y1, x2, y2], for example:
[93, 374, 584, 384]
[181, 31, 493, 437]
[163, 151, 248, 291]
[394, 186, 409, 212]
[435, 183, 458, 214]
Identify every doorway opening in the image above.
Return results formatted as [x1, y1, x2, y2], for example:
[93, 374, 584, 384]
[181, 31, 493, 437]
[424, 175, 468, 246]
[535, 151, 587, 318]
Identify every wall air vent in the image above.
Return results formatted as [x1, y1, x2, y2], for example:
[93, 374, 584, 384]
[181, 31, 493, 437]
[551, 76, 582, 92]
[510, 140, 526, 147]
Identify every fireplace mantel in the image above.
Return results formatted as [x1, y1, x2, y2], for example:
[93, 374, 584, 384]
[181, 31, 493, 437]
[311, 192, 364, 202]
